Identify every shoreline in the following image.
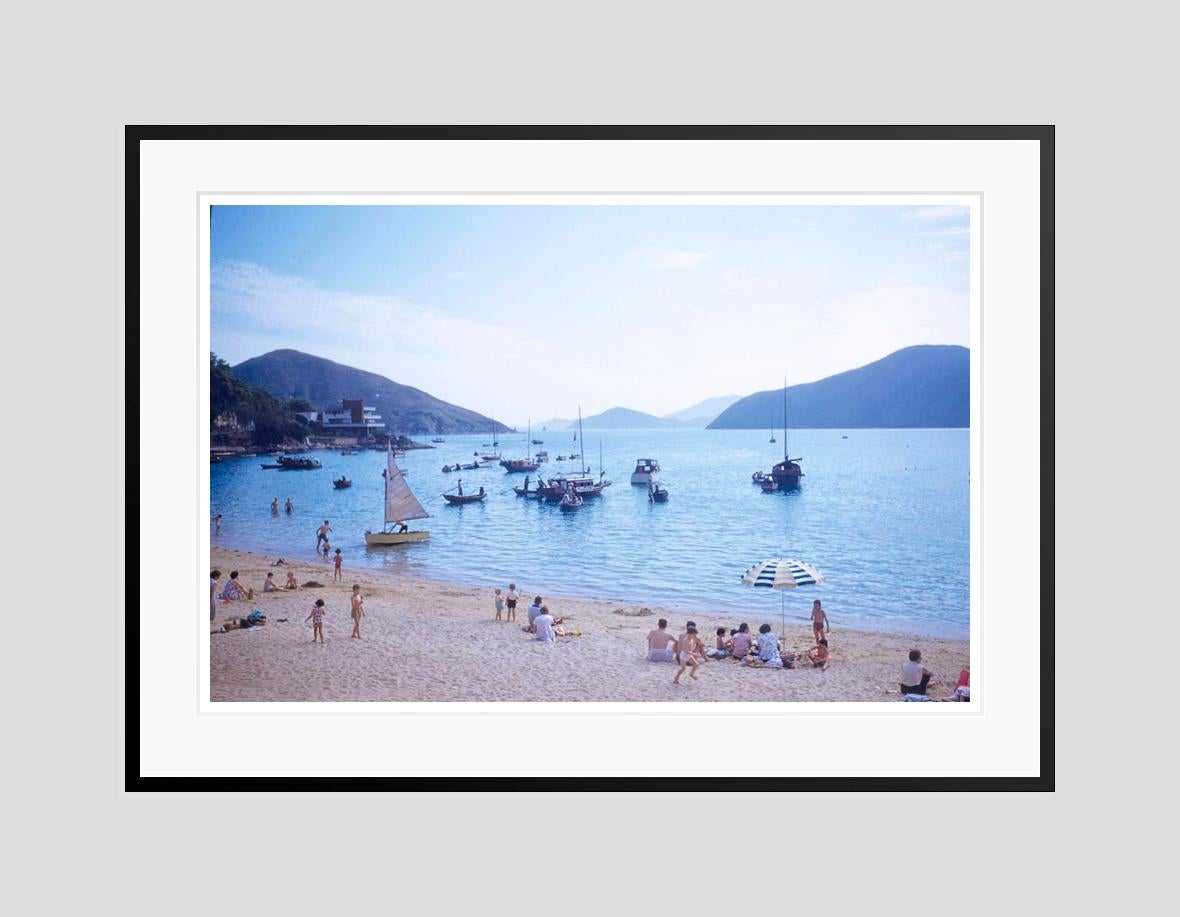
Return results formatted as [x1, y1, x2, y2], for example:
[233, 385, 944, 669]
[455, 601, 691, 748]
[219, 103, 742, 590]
[210, 546, 969, 703]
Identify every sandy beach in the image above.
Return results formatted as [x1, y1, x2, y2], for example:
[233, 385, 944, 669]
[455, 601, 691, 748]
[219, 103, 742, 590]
[210, 546, 969, 702]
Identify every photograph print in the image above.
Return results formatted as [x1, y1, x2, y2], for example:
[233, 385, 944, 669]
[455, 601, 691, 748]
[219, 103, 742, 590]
[208, 201, 973, 704]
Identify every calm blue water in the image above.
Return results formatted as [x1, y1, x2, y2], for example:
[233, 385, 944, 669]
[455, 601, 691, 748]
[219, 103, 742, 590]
[210, 429, 969, 637]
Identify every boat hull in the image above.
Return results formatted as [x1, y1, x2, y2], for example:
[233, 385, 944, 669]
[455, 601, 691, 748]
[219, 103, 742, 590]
[364, 530, 430, 545]
[443, 494, 486, 504]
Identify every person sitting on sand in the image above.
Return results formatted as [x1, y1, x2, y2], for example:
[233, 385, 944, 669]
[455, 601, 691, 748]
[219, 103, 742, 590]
[646, 619, 678, 662]
[943, 667, 970, 701]
[526, 595, 543, 631]
[534, 606, 556, 642]
[284, 572, 299, 590]
[807, 638, 830, 671]
[900, 649, 936, 695]
[263, 572, 280, 593]
[730, 623, 754, 660]
[749, 623, 783, 668]
[218, 570, 252, 601]
[673, 626, 705, 684]
[706, 626, 732, 658]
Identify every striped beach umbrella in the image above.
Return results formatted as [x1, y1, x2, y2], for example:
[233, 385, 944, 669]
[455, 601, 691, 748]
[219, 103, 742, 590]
[740, 558, 826, 636]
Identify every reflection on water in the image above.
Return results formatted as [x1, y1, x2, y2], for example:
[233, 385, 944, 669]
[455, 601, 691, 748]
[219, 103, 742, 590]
[212, 428, 969, 637]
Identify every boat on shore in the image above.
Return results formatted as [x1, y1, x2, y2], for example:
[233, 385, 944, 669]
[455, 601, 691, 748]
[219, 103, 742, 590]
[630, 459, 660, 485]
[364, 444, 430, 545]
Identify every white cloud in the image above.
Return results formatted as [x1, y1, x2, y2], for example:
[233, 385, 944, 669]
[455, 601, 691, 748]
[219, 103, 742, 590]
[635, 246, 709, 270]
[903, 205, 970, 222]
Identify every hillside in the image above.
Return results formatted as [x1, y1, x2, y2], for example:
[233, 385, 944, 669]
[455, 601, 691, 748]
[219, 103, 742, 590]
[664, 394, 742, 425]
[232, 349, 507, 435]
[567, 407, 676, 430]
[708, 345, 969, 429]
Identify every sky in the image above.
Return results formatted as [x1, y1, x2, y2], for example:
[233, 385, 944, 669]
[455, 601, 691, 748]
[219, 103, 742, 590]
[211, 204, 969, 425]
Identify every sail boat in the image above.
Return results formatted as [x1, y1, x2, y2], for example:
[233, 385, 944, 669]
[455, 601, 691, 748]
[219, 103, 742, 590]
[501, 421, 540, 472]
[769, 423, 776, 444]
[765, 375, 803, 490]
[537, 407, 611, 500]
[364, 443, 431, 544]
[480, 423, 502, 462]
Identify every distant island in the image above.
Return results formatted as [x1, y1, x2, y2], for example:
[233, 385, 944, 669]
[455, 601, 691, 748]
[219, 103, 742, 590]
[568, 407, 679, 431]
[232, 349, 507, 435]
[709, 345, 968, 429]
[663, 394, 742, 426]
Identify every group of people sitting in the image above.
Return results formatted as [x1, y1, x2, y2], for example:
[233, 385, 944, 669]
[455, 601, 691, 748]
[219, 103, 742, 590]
[522, 595, 573, 641]
[263, 570, 301, 592]
[646, 618, 830, 683]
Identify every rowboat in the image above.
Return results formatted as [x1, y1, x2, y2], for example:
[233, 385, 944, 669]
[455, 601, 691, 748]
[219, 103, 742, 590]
[648, 480, 669, 503]
[443, 490, 486, 505]
[558, 489, 583, 512]
[333, 476, 352, 489]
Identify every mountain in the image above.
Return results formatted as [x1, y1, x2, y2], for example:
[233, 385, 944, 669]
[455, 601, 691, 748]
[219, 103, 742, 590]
[232, 349, 507, 435]
[567, 407, 677, 430]
[663, 394, 742, 425]
[708, 345, 969, 429]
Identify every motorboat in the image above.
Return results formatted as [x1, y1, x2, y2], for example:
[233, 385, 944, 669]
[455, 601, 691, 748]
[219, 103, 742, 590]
[630, 459, 660, 485]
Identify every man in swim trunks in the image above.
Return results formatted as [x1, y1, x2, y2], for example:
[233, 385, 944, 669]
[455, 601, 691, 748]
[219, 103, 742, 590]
[316, 519, 332, 550]
[646, 619, 677, 662]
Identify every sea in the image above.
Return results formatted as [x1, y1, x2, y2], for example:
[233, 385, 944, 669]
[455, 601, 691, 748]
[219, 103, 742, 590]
[210, 428, 970, 638]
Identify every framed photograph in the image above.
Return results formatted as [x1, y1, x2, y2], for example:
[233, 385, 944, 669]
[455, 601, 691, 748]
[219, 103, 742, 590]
[129, 126, 1052, 790]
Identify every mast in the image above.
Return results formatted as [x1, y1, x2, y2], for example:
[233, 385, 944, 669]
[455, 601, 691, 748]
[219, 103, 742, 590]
[527, 420, 531, 461]
[783, 374, 788, 462]
[578, 406, 587, 475]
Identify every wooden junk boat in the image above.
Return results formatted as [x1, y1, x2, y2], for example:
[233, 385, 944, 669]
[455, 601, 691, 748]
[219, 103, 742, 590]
[756, 376, 803, 491]
[276, 455, 322, 470]
[364, 444, 430, 545]
[443, 480, 487, 505]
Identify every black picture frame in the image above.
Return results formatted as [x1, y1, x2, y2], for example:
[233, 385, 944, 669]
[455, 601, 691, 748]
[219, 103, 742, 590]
[126, 124, 1053, 792]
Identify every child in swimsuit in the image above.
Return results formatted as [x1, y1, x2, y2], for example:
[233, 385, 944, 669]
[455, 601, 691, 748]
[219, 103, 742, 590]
[306, 599, 326, 643]
[809, 600, 829, 643]
[333, 548, 343, 582]
[350, 586, 364, 639]
[673, 626, 704, 684]
[807, 638, 830, 670]
[494, 588, 504, 621]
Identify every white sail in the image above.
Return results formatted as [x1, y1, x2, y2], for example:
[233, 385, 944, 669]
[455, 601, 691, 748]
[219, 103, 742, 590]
[384, 446, 429, 523]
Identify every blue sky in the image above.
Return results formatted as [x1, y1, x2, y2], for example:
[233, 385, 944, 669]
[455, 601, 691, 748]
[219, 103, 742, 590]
[211, 204, 969, 423]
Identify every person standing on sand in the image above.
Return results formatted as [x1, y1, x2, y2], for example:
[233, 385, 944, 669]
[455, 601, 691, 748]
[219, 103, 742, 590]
[494, 588, 504, 621]
[350, 585, 364, 639]
[646, 619, 677, 662]
[306, 598, 326, 643]
[210, 570, 220, 622]
[506, 584, 520, 622]
[316, 519, 332, 550]
[673, 626, 704, 683]
[333, 548, 343, 582]
[809, 600, 829, 644]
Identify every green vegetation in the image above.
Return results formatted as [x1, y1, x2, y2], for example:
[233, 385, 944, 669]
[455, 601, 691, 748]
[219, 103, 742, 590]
[210, 353, 309, 445]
